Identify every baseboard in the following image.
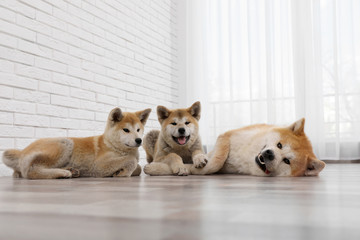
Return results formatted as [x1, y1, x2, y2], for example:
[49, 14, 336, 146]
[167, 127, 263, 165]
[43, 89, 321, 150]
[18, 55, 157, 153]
[323, 160, 360, 163]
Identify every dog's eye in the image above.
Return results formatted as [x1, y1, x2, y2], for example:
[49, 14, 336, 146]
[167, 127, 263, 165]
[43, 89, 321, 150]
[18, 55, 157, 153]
[137, 129, 140, 132]
[123, 128, 130, 133]
[283, 158, 290, 165]
[185, 121, 190, 125]
[171, 122, 177, 125]
[277, 142, 282, 149]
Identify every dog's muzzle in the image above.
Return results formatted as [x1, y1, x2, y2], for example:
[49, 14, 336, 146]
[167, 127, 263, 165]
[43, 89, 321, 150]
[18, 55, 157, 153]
[172, 135, 190, 145]
[255, 152, 271, 175]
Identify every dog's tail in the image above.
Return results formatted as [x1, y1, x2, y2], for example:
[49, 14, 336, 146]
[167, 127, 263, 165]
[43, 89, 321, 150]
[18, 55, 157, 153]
[2, 149, 21, 172]
[190, 133, 230, 175]
[143, 130, 160, 163]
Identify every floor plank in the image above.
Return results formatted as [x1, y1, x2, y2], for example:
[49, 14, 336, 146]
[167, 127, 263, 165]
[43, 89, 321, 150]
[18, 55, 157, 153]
[0, 164, 360, 240]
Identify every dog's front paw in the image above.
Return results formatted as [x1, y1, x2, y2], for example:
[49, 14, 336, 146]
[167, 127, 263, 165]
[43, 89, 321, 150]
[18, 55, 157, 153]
[193, 154, 208, 168]
[175, 167, 189, 176]
[68, 168, 80, 178]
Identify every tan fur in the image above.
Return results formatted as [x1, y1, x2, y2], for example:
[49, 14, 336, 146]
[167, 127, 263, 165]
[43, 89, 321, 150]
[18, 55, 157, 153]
[188, 118, 325, 177]
[143, 101, 207, 176]
[2, 107, 151, 179]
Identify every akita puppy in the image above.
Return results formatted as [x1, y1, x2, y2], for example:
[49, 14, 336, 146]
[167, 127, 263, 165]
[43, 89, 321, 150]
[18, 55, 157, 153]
[2, 107, 151, 179]
[145, 118, 325, 177]
[143, 101, 208, 176]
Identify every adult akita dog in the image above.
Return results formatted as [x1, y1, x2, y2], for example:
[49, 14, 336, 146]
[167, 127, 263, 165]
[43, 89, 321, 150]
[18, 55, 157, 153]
[145, 118, 325, 177]
[2, 107, 151, 179]
[143, 101, 208, 176]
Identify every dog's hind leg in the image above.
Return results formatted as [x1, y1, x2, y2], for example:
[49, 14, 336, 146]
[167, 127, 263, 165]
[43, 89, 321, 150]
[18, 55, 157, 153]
[23, 152, 73, 179]
[131, 164, 142, 176]
[143, 162, 173, 176]
[190, 133, 230, 175]
[27, 166, 72, 179]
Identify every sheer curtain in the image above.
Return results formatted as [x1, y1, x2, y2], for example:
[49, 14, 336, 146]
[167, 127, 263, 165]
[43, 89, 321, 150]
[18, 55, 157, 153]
[185, 0, 360, 160]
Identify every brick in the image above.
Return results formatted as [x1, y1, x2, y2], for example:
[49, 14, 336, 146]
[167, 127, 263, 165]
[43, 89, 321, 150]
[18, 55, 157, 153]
[96, 93, 117, 105]
[52, 73, 81, 88]
[0, 98, 36, 114]
[39, 81, 70, 96]
[79, 120, 104, 131]
[0, 85, 13, 98]
[16, 14, 53, 36]
[51, 95, 80, 108]
[70, 87, 96, 101]
[19, 0, 52, 13]
[0, 45, 34, 65]
[80, 79, 106, 95]
[0, 32, 17, 48]
[13, 89, 50, 104]
[68, 129, 95, 137]
[50, 117, 80, 129]
[68, 66, 93, 80]
[35, 127, 67, 138]
[42, 0, 67, 10]
[0, 138, 15, 149]
[0, 6, 16, 22]
[69, 109, 94, 120]
[53, 51, 81, 67]
[0, 19, 36, 42]
[36, 11, 66, 31]
[18, 39, 52, 58]
[0, 112, 13, 124]
[67, 24, 93, 42]
[0, 0, 35, 19]
[37, 104, 68, 117]
[0, 125, 34, 137]
[15, 64, 52, 81]
[95, 112, 108, 121]
[14, 113, 50, 127]
[37, 33, 68, 53]
[15, 138, 36, 149]
[35, 57, 67, 73]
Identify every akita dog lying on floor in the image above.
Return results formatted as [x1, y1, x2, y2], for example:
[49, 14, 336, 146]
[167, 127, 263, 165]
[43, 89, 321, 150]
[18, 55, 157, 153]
[2, 107, 151, 179]
[143, 101, 208, 176]
[144, 118, 325, 177]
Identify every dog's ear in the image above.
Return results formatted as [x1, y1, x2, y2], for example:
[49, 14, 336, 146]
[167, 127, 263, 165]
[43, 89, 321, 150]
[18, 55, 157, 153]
[188, 101, 201, 120]
[136, 108, 151, 126]
[288, 118, 305, 135]
[157, 105, 171, 124]
[108, 107, 123, 124]
[305, 157, 325, 176]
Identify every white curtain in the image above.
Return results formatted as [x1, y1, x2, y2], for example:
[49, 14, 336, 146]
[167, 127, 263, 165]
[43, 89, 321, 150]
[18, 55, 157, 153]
[185, 0, 360, 160]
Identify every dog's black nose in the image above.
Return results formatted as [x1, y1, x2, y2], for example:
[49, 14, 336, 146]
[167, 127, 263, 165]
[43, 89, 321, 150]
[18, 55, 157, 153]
[135, 138, 142, 144]
[178, 128, 185, 134]
[263, 149, 275, 161]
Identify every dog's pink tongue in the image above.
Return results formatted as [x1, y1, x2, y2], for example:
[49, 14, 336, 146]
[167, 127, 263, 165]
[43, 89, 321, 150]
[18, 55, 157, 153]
[178, 136, 186, 145]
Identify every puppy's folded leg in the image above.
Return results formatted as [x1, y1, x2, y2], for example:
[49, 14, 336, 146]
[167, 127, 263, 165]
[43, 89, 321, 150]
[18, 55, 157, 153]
[131, 164, 142, 176]
[27, 167, 72, 179]
[143, 162, 172, 176]
[112, 158, 138, 177]
[162, 153, 188, 176]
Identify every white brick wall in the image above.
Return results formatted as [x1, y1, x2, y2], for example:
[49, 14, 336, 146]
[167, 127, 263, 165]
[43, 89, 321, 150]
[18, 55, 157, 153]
[0, 0, 179, 176]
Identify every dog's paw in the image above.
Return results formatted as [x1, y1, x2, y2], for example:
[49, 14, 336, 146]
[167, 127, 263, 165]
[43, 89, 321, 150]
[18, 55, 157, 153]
[193, 154, 208, 168]
[113, 168, 131, 177]
[176, 167, 189, 176]
[68, 168, 80, 178]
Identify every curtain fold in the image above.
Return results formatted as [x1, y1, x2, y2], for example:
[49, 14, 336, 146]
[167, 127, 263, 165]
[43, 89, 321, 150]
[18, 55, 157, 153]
[185, 0, 360, 160]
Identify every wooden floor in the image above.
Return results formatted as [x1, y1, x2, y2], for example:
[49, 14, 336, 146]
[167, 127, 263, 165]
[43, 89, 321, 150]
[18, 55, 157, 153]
[0, 163, 359, 240]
